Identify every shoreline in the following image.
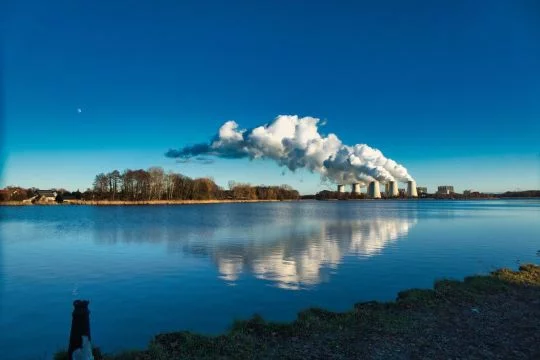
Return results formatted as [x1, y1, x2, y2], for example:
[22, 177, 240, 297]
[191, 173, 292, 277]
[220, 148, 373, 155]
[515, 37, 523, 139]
[0, 199, 287, 206]
[2, 197, 537, 206]
[55, 263, 540, 360]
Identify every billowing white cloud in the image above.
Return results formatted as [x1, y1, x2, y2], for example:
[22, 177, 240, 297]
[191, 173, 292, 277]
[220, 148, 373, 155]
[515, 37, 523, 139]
[166, 115, 413, 184]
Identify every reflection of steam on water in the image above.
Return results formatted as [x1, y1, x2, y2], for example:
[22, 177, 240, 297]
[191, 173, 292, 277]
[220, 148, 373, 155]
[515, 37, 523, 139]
[89, 209, 417, 290]
[347, 219, 416, 256]
[214, 218, 417, 290]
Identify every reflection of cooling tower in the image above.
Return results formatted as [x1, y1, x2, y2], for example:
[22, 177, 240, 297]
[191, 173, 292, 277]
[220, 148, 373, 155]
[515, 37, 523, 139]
[367, 181, 381, 199]
[337, 184, 345, 193]
[352, 183, 361, 194]
[387, 181, 398, 197]
[407, 181, 418, 197]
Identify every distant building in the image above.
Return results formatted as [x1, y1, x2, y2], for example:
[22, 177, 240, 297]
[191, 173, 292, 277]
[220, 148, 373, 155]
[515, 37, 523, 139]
[416, 187, 428, 195]
[463, 190, 472, 196]
[398, 188, 406, 196]
[437, 186, 455, 195]
[36, 189, 58, 202]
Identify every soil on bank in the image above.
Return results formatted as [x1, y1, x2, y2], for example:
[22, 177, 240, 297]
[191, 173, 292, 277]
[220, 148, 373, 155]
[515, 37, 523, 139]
[56, 264, 540, 360]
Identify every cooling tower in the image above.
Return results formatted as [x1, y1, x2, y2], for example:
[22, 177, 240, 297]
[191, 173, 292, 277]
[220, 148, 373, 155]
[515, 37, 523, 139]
[352, 183, 361, 194]
[367, 181, 381, 199]
[387, 181, 399, 197]
[407, 181, 418, 197]
[337, 184, 345, 193]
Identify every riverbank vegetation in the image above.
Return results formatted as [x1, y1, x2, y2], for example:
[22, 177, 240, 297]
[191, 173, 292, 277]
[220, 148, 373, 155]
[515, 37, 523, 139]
[89, 167, 299, 201]
[55, 264, 539, 359]
[0, 167, 300, 204]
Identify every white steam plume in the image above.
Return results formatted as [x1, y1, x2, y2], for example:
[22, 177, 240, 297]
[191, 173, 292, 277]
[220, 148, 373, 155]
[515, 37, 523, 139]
[166, 115, 413, 185]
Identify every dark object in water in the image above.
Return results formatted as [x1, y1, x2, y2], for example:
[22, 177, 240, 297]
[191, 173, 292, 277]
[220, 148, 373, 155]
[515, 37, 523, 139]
[68, 300, 91, 360]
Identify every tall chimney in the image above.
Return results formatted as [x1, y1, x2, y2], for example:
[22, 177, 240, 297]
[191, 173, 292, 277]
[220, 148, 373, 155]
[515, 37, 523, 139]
[367, 181, 381, 199]
[352, 183, 361, 194]
[337, 184, 345, 193]
[407, 181, 418, 197]
[387, 181, 399, 197]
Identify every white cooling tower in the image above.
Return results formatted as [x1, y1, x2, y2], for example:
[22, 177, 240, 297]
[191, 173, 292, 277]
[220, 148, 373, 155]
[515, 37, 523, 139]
[337, 184, 345, 193]
[407, 181, 418, 197]
[367, 181, 381, 199]
[352, 183, 361, 194]
[387, 181, 399, 197]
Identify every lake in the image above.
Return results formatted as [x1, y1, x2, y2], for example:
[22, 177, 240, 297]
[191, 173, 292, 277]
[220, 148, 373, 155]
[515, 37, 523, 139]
[1, 200, 539, 360]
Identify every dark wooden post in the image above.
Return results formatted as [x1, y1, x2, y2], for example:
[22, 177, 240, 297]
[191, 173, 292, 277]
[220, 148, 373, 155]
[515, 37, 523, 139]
[68, 300, 91, 360]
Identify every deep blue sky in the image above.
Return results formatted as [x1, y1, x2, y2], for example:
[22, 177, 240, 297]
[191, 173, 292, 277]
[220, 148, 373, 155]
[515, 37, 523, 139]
[3, 0, 540, 193]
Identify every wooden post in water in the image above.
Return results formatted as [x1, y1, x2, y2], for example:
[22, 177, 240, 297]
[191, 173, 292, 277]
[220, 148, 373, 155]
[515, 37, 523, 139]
[68, 300, 91, 360]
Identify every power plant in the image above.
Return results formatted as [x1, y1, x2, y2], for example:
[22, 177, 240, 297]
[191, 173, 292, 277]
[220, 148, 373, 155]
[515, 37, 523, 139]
[387, 181, 399, 197]
[334, 180, 421, 199]
[407, 181, 418, 197]
[367, 181, 381, 199]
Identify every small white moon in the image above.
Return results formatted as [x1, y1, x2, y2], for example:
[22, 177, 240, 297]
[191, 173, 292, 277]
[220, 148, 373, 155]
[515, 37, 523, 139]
[77, 108, 82, 113]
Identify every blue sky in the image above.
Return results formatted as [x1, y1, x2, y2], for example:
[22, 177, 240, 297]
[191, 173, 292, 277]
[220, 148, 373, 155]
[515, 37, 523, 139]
[2, 0, 540, 193]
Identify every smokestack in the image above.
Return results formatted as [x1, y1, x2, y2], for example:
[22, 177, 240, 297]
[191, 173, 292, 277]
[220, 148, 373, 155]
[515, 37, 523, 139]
[352, 183, 361, 194]
[367, 181, 381, 199]
[387, 181, 399, 197]
[407, 181, 418, 197]
[337, 184, 345, 193]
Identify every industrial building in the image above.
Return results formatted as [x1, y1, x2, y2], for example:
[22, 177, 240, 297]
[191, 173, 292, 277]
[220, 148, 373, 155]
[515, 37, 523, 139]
[407, 181, 418, 197]
[367, 181, 381, 198]
[387, 181, 399, 197]
[336, 181, 421, 198]
[437, 185, 455, 195]
[416, 187, 428, 195]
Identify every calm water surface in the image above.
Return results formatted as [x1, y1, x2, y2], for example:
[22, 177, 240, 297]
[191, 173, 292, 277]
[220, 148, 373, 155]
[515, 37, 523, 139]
[1, 200, 539, 359]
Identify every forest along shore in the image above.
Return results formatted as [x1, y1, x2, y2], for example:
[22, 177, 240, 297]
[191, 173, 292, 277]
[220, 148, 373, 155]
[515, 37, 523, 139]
[0, 199, 290, 206]
[55, 264, 540, 360]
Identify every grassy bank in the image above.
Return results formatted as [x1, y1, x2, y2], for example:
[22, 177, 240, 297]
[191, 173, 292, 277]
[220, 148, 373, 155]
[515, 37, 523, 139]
[56, 264, 539, 359]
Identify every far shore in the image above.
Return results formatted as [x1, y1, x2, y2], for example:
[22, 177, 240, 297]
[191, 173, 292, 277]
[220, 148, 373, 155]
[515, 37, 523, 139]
[2, 197, 539, 206]
[0, 199, 288, 206]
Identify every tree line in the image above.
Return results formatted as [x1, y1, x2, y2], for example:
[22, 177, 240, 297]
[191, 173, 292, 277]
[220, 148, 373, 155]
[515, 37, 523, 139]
[89, 167, 300, 201]
[0, 187, 35, 201]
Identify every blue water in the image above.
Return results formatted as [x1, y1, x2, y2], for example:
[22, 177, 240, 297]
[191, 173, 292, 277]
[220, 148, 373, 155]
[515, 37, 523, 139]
[1, 200, 539, 359]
